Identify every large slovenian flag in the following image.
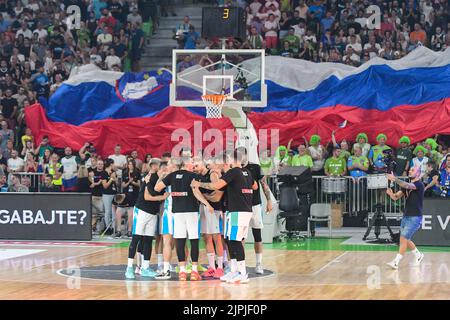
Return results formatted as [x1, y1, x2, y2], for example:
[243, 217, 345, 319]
[26, 46, 450, 157]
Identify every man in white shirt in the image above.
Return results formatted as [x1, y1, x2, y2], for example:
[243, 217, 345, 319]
[265, 0, 279, 9]
[363, 35, 382, 53]
[61, 146, 79, 191]
[343, 46, 361, 64]
[105, 48, 121, 70]
[346, 35, 362, 55]
[33, 23, 48, 40]
[108, 144, 127, 178]
[16, 22, 32, 39]
[293, 21, 306, 39]
[97, 28, 113, 47]
[7, 150, 24, 173]
[249, 0, 262, 15]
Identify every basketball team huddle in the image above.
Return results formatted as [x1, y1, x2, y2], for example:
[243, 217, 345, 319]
[125, 147, 273, 284]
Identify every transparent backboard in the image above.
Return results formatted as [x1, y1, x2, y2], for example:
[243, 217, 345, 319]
[170, 49, 267, 108]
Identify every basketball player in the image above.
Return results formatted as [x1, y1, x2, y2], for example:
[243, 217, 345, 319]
[125, 158, 169, 279]
[194, 157, 225, 279]
[238, 147, 273, 274]
[155, 157, 214, 281]
[385, 166, 425, 269]
[192, 150, 258, 284]
[155, 161, 175, 280]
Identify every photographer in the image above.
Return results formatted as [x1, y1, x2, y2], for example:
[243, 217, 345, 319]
[385, 167, 425, 269]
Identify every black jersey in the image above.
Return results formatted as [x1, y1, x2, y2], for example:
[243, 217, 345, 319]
[162, 170, 201, 213]
[200, 170, 222, 211]
[244, 163, 263, 206]
[135, 173, 163, 214]
[221, 167, 253, 212]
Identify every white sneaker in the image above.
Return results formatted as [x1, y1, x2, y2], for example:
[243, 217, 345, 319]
[411, 252, 424, 266]
[225, 272, 241, 283]
[227, 272, 249, 284]
[387, 260, 399, 270]
[220, 271, 238, 282]
[255, 264, 264, 275]
[135, 266, 141, 275]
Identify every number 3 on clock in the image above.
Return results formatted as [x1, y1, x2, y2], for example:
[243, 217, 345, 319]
[223, 8, 229, 19]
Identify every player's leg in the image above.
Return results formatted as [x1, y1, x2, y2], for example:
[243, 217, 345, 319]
[187, 212, 202, 281]
[226, 211, 253, 284]
[135, 238, 143, 274]
[140, 213, 158, 277]
[250, 204, 264, 274]
[209, 210, 224, 278]
[212, 233, 224, 278]
[175, 237, 188, 281]
[221, 211, 230, 271]
[155, 235, 163, 273]
[200, 205, 216, 278]
[126, 234, 142, 279]
[173, 214, 188, 281]
[125, 207, 141, 279]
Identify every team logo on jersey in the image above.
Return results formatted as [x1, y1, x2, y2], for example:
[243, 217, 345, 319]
[243, 171, 249, 176]
[171, 192, 188, 197]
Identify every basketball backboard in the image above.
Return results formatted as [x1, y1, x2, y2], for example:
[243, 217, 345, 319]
[170, 49, 267, 109]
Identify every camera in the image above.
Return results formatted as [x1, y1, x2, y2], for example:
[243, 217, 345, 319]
[382, 149, 397, 173]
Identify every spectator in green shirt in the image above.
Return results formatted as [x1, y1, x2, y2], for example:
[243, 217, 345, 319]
[424, 138, 442, 165]
[331, 130, 351, 160]
[282, 28, 300, 53]
[324, 147, 347, 176]
[291, 144, 313, 168]
[395, 136, 413, 176]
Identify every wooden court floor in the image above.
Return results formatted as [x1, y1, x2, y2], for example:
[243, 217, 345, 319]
[0, 240, 449, 300]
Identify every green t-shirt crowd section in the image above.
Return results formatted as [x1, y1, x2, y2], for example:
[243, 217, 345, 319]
[260, 132, 450, 198]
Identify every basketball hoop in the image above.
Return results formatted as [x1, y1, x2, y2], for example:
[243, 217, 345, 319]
[201, 94, 227, 119]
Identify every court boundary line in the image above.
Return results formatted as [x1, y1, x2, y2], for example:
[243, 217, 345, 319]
[310, 251, 349, 276]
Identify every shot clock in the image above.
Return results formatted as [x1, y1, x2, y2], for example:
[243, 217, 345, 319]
[201, 7, 246, 40]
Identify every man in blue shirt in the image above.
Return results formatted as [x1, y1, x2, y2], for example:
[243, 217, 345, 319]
[320, 11, 334, 32]
[31, 63, 49, 99]
[184, 26, 200, 49]
[308, 0, 325, 21]
[0, 14, 10, 33]
[438, 155, 450, 197]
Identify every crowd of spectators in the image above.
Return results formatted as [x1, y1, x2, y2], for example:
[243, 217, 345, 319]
[174, 0, 450, 66]
[259, 132, 450, 198]
[0, 0, 159, 206]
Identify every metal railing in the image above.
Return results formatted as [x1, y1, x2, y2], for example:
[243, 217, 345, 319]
[13, 172, 45, 192]
[268, 175, 407, 217]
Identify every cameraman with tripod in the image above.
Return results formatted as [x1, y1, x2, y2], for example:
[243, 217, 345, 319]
[385, 166, 425, 270]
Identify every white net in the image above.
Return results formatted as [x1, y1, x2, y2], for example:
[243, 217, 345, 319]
[202, 94, 227, 119]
